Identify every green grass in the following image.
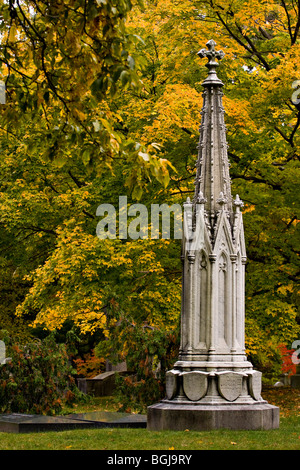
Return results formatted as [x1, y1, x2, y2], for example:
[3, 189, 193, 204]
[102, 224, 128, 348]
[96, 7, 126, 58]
[0, 388, 300, 450]
[0, 416, 299, 450]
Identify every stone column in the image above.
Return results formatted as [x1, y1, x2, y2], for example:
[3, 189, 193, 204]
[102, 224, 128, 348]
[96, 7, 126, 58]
[147, 39, 279, 431]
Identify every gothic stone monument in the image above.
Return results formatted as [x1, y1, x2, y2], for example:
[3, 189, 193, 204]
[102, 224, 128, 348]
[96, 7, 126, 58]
[147, 40, 280, 431]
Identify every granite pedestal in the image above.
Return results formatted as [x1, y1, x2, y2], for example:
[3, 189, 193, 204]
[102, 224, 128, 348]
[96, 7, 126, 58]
[147, 402, 279, 431]
[147, 367, 279, 431]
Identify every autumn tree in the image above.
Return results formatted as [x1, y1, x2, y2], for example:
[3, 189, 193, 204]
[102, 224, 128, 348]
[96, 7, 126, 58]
[113, 0, 300, 376]
[0, 0, 180, 391]
[0, 0, 299, 404]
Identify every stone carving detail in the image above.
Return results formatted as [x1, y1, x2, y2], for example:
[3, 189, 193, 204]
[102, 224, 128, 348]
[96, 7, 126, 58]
[218, 372, 243, 402]
[164, 369, 264, 404]
[219, 255, 227, 272]
[165, 371, 179, 400]
[248, 370, 262, 401]
[199, 252, 207, 270]
[182, 372, 208, 401]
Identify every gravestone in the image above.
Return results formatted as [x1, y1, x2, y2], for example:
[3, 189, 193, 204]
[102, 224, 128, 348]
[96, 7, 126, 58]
[147, 40, 280, 431]
[77, 359, 129, 396]
[0, 411, 146, 433]
[77, 370, 129, 396]
[291, 364, 300, 388]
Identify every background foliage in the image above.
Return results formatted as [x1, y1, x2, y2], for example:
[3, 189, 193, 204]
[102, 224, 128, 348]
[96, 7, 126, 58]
[0, 0, 299, 407]
[0, 332, 85, 414]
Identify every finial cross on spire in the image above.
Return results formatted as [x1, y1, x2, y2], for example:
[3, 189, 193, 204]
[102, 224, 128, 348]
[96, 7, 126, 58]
[197, 39, 225, 80]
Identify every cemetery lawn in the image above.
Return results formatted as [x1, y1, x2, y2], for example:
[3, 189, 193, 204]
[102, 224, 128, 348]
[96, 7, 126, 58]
[0, 387, 300, 450]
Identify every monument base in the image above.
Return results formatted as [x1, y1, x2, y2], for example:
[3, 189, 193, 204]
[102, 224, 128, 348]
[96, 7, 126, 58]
[147, 401, 279, 431]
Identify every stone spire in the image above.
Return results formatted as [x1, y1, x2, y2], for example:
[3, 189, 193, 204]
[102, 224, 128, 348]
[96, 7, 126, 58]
[193, 39, 233, 228]
[179, 39, 248, 365]
[147, 40, 279, 431]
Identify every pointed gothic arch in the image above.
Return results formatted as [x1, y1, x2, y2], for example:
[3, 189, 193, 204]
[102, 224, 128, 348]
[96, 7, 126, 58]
[217, 251, 231, 350]
[197, 249, 208, 350]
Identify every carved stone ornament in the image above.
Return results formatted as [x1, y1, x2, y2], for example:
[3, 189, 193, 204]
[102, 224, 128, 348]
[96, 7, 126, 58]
[218, 372, 243, 402]
[197, 39, 225, 76]
[182, 372, 208, 401]
[219, 257, 227, 272]
[200, 253, 207, 269]
[165, 370, 180, 400]
[197, 190, 207, 204]
[248, 370, 262, 401]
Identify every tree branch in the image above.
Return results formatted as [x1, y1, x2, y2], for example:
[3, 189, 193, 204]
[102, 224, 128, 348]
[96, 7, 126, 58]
[235, 24, 271, 71]
[274, 125, 291, 144]
[289, 110, 300, 147]
[231, 173, 282, 190]
[292, 0, 300, 43]
[68, 170, 87, 188]
[281, 0, 294, 43]
[21, 225, 57, 236]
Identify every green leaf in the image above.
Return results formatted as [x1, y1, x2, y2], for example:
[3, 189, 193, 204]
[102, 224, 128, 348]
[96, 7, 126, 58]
[120, 70, 130, 87]
[132, 184, 143, 200]
[82, 148, 91, 166]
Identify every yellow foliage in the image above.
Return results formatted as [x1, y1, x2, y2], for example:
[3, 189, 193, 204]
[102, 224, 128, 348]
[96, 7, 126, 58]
[223, 97, 257, 135]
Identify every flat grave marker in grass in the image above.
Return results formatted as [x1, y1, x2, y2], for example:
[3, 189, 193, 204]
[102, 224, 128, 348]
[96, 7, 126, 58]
[0, 411, 146, 433]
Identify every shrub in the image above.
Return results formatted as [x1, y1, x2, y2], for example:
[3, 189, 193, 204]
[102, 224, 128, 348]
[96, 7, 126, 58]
[97, 321, 179, 412]
[0, 333, 84, 415]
